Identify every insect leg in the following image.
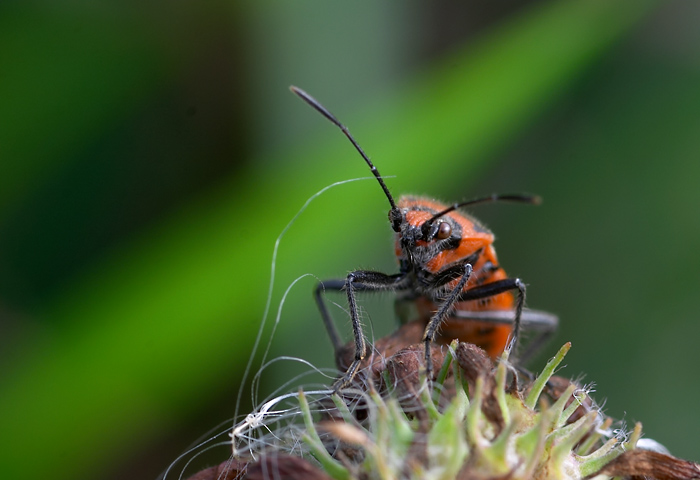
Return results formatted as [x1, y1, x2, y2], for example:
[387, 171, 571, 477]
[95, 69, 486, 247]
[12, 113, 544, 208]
[452, 308, 558, 364]
[514, 310, 558, 363]
[317, 271, 406, 391]
[314, 280, 347, 353]
[422, 263, 473, 384]
[421, 256, 479, 289]
[457, 278, 527, 357]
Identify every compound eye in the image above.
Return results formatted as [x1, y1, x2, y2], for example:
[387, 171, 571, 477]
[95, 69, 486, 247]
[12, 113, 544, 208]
[436, 222, 452, 239]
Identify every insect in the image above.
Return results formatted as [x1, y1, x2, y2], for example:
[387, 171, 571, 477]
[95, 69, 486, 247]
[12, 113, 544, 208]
[290, 86, 558, 390]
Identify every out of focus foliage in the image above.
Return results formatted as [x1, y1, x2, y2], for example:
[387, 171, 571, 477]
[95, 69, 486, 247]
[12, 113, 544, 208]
[1, 1, 699, 479]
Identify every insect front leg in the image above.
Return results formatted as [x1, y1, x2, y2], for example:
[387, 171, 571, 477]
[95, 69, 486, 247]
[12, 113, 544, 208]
[316, 271, 406, 391]
[422, 263, 473, 386]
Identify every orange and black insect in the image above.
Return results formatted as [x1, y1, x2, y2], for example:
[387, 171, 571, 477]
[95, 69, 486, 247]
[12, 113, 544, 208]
[291, 86, 557, 390]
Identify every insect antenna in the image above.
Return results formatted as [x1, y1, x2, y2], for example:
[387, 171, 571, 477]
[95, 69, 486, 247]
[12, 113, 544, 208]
[423, 193, 541, 234]
[290, 86, 402, 230]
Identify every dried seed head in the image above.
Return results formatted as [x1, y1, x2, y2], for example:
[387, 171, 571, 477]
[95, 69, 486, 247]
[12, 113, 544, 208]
[188, 340, 696, 480]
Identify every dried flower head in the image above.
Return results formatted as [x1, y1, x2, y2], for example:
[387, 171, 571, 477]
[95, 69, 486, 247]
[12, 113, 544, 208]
[187, 324, 699, 480]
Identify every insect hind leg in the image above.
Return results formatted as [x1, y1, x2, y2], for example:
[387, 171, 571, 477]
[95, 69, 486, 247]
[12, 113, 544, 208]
[456, 278, 527, 358]
[314, 279, 346, 353]
[455, 282, 558, 362]
[513, 309, 558, 363]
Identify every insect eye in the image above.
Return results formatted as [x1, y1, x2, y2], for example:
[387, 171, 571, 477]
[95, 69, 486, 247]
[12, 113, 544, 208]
[436, 222, 452, 239]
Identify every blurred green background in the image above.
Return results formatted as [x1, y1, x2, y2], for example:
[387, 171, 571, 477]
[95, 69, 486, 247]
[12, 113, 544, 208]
[1, 0, 699, 478]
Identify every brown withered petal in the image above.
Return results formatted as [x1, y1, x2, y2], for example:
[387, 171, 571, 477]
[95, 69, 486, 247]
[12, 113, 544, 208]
[585, 450, 700, 480]
[453, 342, 494, 385]
[383, 344, 448, 417]
[335, 320, 426, 384]
[385, 343, 446, 391]
[184, 459, 248, 480]
[384, 343, 449, 474]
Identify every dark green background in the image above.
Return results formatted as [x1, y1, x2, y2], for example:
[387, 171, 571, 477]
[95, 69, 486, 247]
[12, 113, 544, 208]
[1, 1, 698, 479]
